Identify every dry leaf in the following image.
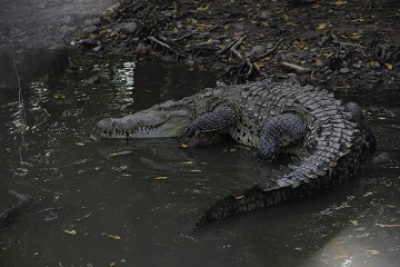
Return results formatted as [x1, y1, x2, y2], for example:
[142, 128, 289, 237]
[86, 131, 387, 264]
[286, 21, 299, 27]
[108, 235, 121, 240]
[108, 150, 131, 157]
[154, 176, 168, 180]
[197, 3, 211, 12]
[316, 22, 330, 30]
[53, 94, 66, 99]
[94, 166, 100, 171]
[63, 229, 77, 235]
[334, 0, 347, 6]
[253, 62, 262, 70]
[349, 220, 359, 226]
[351, 31, 363, 39]
[190, 169, 202, 173]
[190, 18, 198, 24]
[366, 249, 380, 255]
[294, 39, 307, 50]
[384, 62, 393, 70]
[325, 52, 335, 59]
[181, 143, 189, 148]
[75, 142, 85, 146]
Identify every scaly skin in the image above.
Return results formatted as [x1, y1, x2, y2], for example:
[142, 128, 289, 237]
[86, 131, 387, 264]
[97, 77, 375, 225]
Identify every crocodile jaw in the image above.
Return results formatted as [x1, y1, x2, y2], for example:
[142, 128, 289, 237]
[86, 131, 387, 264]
[97, 108, 192, 138]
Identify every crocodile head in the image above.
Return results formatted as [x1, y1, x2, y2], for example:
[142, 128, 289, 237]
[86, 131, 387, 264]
[96, 99, 193, 138]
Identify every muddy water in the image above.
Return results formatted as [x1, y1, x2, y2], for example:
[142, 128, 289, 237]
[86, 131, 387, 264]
[0, 51, 400, 267]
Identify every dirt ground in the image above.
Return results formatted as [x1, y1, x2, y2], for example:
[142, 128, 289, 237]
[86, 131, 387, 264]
[73, 0, 400, 89]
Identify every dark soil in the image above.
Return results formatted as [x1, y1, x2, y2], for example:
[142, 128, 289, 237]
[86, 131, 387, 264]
[73, 0, 400, 89]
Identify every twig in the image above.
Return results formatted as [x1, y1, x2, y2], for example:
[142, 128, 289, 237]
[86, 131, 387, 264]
[148, 36, 180, 55]
[251, 38, 285, 62]
[217, 35, 246, 57]
[230, 35, 246, 60]
[11, 1, 26, 164]
[281, 61, 312, 74]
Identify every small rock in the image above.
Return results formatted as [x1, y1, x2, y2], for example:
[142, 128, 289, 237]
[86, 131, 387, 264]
[84, 19, 93, 27]
[352, 60, 362, 69]
[61, 15, 71, 24]
[82, 26, 98, 34]
[266, 43, 274, 49]
[260, 10, 272, 20]
[162, 11, 173, 18]
[195, 32, 210, 40]
[233, 23, 245, 31]
[250, 45, 265, 57]
[120, 22, 138, 34]
[92, 18, 101, 26]
[339, 67, 350, 74]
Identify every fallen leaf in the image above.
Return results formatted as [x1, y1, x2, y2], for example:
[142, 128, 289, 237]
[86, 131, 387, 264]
[53, 94, 66, 99]
[94, 166, 100, 171]
[334, 0, 347, 6]
[197, 3, 211, 12]
[384, 62, 393, 70]
[316, 22, 330, 30]
[351, 31, 363, 39]
[286, 21, 299, 27]
[181, 143, 189, 148]
[75, 142, 85, 146]
[253, 62, 262, 70]
[349, 220, 359, 226]
[190, 169, 202, 172]
[366, 249, 380, 255]
[325, 52, 335, 59]
[107, 234, 121, 240]
[154, 176, 168, 180]
[63, 229, 77, 235]
[294, 39, 307, 50]
[108, 150, 131, 157]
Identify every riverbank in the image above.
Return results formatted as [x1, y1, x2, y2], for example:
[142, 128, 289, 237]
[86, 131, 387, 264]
[73, 0, 400, 88]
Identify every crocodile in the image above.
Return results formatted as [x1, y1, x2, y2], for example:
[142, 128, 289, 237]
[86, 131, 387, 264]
[96, 77, 375, 225]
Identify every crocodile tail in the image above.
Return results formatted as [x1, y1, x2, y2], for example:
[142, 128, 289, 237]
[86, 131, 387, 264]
[196, 183, 309, 227]
[196, 135, 364, 227]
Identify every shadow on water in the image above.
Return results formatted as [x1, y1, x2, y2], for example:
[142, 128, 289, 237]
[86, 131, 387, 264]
[1, 50, 400, 267]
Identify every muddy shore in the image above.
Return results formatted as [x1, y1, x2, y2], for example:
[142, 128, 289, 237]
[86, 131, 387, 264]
[73, 0, 400, 89]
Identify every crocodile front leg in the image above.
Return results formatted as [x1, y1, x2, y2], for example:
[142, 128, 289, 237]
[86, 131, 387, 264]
[179, 106, 236, 138]
[258, 113, 309, 161]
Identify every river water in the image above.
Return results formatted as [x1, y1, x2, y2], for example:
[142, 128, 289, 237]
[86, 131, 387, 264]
[0, 50, 400, 267]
